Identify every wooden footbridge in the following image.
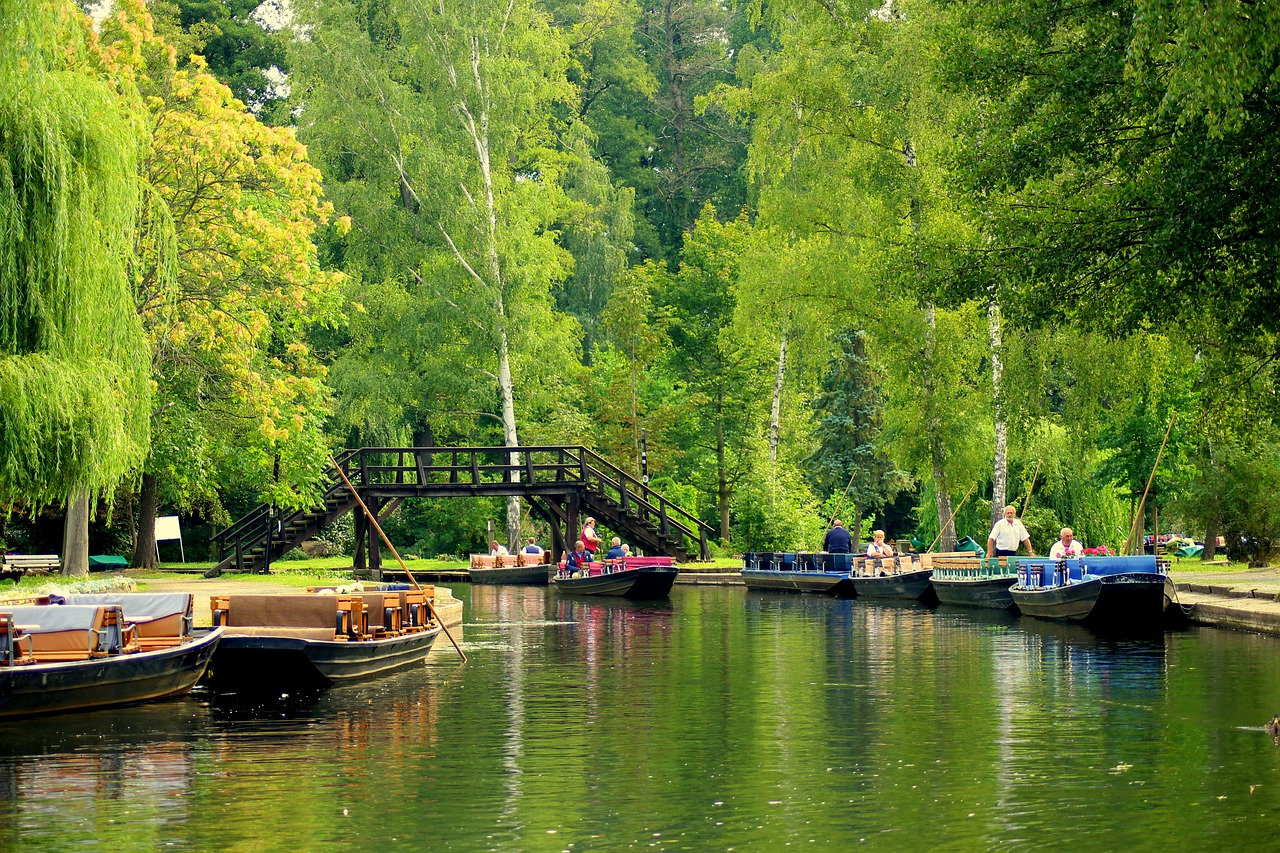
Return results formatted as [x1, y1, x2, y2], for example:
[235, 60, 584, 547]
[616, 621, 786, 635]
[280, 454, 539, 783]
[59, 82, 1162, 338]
[211, 446, 713, 576]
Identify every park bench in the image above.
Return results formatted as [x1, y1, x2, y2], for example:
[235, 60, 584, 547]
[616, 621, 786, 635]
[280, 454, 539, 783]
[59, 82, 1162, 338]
[1, 554, 61, 577]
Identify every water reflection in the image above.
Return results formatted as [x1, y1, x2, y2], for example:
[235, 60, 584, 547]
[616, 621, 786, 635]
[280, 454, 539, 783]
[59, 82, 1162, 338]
[3, 586, 1280, 850]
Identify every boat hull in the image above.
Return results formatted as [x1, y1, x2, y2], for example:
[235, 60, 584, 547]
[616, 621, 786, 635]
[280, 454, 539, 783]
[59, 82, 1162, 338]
[1011, 577, 1102, 622]
[552, 567, 679, 598]
[851, 569, 934, 601]
[1012, 573, 1171, 628]
[0, 627, 223, 719]
[469, 564, 552, 585]
[932, 576, 1017, 610]
[740, 570, 855, 598]
[208, 625, 442, 691]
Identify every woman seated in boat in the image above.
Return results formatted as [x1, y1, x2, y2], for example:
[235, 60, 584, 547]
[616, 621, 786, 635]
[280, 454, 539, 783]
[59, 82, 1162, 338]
[1049, 527, 1084, 559]
[605, 537, 626, 560]
[866, 530, 895, 558]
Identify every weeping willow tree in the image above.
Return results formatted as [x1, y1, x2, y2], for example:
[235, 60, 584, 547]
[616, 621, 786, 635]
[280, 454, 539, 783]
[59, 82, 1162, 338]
[0, 1, 154, 571]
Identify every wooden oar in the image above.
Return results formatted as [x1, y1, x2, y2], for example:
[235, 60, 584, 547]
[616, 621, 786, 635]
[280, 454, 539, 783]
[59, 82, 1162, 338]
[330, 456, 467, 662]
[1124, 413, 1176, 556]
[928, 482, 978, 553]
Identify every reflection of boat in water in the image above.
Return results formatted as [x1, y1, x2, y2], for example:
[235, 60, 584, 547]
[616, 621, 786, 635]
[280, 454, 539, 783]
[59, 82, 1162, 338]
[850, 554, 935, 602]
[207, 591, 443, 691]
[0, 594, 221, 719]
[1009, 555, 1175, 629]
[469, 553, 553, 585]
[739, 552, 855, 598]
[552, 557, 678, 598]
[928, 553, 1017, 610]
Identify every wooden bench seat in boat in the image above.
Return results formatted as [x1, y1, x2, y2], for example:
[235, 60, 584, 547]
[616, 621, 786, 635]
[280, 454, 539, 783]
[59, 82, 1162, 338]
[58, 593, 195, 650]
[470, 555, 497, 568]
[517, 551, 549, 566]
[359, 593, 403, 636]
[211, 594, 364, 641]
[497, 554, 519, 568]
[2, 604, 126, 661]
[0, 612, 34, 666]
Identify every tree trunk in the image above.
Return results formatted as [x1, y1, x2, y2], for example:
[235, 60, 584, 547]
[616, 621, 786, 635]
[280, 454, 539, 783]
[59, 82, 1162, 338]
[769, 329, 787, 463]
[717, 393, 729, 544]
[132, 472, 160, 569]
[989, 296, 1007, 526]
[62, 490, 90, 577]
[924, 303, 956, 550]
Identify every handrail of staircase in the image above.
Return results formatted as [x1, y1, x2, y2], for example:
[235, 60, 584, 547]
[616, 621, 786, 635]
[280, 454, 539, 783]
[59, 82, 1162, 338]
[575, 446, 714, 553]
[212, 448, 362, 557]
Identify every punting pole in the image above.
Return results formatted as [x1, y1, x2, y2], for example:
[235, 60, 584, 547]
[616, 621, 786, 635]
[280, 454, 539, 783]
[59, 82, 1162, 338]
[928, 482, 977, 553]
[823, 470, 859, 547]
[1124, 413, 1176, 556]
[1021, 458, 1041, 517]
[330, 456, 467, 663]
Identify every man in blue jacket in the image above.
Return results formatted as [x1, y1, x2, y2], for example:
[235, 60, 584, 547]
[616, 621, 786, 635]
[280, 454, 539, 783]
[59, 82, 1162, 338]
[823, 519, 852, 553]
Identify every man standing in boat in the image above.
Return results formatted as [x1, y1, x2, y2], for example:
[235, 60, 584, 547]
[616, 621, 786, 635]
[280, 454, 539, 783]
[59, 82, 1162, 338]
[823, 519, 852, 553]
[987, 505, 1035, 558]
[1049, 527, 1084, 559]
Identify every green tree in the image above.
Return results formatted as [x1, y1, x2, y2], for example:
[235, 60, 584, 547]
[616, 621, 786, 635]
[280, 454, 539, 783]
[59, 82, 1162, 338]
[0, 0, 155, 573]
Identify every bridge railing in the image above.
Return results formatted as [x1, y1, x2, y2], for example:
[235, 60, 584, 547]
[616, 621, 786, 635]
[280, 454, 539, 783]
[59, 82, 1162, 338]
[572, 447, 712, 560]
[212, 448, 362, 563]
[212, 445, 714, 563]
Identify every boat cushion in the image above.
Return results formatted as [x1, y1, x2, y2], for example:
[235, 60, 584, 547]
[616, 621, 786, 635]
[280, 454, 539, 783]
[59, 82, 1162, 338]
[3, 604, 121, 656]
[59, 593, 193, 637]
[222, 594, 344, 629]
[223, 627, 341, 640]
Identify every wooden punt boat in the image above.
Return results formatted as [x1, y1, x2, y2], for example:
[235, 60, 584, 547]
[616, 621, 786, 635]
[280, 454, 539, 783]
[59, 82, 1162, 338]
[552, 557, 679, 598]
[739, 552, 856, 598]
[206, 589, 443, 691]
[468, 552, 553, 585]
[1009, 555, 1174, 628]
[849, 554, 935, 602]
[929, 553, 1018, 610]
[0, 594, 222, 719]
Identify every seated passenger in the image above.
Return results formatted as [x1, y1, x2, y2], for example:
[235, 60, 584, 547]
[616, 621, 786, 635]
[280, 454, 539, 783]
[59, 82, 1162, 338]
[605, 537, 625, 559]
[1049, 527, 1084, 559]
[522, 537, 544, 556]
[823, 520, 852, 554]
[564, 541, 591, 576]
[866, 530, 895, 558]
[490, 540, 510, 557]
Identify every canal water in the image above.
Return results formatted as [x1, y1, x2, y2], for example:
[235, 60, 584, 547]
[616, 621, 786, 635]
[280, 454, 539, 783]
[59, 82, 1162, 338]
[3, 584, 1280, 851]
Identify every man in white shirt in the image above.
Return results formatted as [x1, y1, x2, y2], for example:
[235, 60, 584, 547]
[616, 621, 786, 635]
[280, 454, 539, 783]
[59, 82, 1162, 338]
[986, 505, 1035, 558]
[1049, 527, 1084, 559]
[490, 540, 510, 557]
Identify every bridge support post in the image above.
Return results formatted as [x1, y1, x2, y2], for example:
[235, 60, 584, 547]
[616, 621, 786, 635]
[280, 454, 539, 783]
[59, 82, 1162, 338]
[566, 491, 580, 557]
[353, 509, 367, 572]
[368, 494, 383, 581]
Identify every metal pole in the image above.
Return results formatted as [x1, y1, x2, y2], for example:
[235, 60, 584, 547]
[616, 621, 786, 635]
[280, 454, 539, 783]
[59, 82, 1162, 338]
[641, 429, 649, 485]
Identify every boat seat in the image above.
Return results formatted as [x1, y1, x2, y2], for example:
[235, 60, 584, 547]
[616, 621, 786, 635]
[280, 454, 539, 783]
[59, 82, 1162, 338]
[0, 612, 34, 666]
[517, 552, 547, 566]
[470, 555, 497, 568]
[58, 592, 194, 649]
[359, 593, 403, 636]
[212, 594, 363, 640]
[381, 588, 433, 631]
[3, 604, 125, 661]
[497, 554, 519, 567]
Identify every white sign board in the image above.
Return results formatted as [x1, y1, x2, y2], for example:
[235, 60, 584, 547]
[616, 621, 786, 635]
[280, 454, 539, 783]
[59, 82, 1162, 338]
[154, 515, 185, 562]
